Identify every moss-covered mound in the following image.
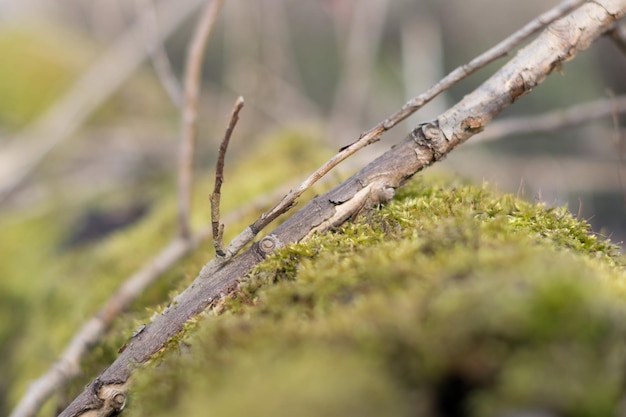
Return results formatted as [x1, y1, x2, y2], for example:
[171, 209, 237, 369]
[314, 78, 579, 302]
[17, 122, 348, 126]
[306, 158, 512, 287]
[129, 178, 626, 417]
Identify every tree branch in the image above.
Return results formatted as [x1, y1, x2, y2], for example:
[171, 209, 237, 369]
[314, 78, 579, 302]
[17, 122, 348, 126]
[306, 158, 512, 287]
[56, 2, 626, 416]
[211, 96, 244, 257]
[178, 0, 225, 240]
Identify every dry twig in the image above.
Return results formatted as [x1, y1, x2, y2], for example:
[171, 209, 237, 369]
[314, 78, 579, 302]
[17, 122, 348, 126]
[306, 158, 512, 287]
[178, 0, 225, 240]
[211, 96, 245, 256]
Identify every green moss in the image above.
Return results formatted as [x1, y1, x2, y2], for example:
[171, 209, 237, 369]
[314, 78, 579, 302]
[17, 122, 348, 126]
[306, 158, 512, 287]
[129, 176, 626, 417]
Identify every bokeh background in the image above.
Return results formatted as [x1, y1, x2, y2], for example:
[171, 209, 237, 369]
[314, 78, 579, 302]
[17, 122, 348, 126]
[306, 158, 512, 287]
[0, 0, 625, 413]
[1, 0, 625, 241]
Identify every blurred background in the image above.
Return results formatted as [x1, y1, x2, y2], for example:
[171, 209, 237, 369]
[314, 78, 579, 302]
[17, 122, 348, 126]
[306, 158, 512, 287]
[1, 0, 626, 415]
[0, 0, 625, 242]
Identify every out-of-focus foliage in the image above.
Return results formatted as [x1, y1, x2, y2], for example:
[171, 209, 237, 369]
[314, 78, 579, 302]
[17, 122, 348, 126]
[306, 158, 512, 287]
[0, 24, 91, 128]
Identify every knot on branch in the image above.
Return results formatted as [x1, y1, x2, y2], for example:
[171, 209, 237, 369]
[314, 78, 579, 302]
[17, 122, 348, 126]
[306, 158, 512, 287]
[89, 381, 127, 417]
[413, 122, 448, 161]
[372, 183, 396, 204]
[254, 234, 283, 259]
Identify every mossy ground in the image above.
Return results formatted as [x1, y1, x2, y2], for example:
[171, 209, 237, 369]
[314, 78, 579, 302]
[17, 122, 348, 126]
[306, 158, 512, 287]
[126, 177, 626, 417]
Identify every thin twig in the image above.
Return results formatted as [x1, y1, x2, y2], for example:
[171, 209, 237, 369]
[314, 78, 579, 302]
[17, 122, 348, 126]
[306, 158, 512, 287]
[0, 0, 206, 202]
[134, 0, 184, 107]
[608, 23, 626, 55]
[471, 95, 626, 143]
[214, 0, 586, 262]
[211, 96, 244, 256]
[178, 0, 225, 240]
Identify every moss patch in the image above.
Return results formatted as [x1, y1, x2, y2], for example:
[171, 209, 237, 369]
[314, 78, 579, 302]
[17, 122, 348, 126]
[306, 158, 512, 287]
[129, 177, 626, 417]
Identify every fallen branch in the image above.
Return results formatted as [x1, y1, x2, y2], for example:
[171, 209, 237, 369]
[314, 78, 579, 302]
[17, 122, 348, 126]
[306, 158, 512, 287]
[178, 0, 225, 240]
[56, 2, 626, 417]
[211, 96, 245, 257]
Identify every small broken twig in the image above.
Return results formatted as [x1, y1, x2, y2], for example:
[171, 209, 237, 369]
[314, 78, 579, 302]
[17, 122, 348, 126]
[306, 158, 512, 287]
[211, 96, 245, 257]
[178, 0, 225, 240]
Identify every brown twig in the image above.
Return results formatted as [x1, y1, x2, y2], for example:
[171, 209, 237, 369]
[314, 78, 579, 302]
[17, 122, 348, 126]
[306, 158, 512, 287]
[471, 95, 626, 143]
[211, 96, 244, 256]
[134, 0, 183, 107]
[213, 0, 586, 263]
[178, 0, 225, 240]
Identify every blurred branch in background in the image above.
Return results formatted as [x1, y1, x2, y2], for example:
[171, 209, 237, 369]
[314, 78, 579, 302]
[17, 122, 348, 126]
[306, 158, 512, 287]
[608, 23, 626, 55]
[328, 0, 390, 142]
[400, 2, 447, 127]
[473, 95, 626, 143]
[133, 0, 183, 108]
[177, 0, 224, 240]
[0, 0, 205, 202]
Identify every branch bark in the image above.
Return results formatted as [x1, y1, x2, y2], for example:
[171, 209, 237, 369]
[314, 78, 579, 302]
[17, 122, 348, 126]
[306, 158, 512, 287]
[56, 1, 626, 416]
